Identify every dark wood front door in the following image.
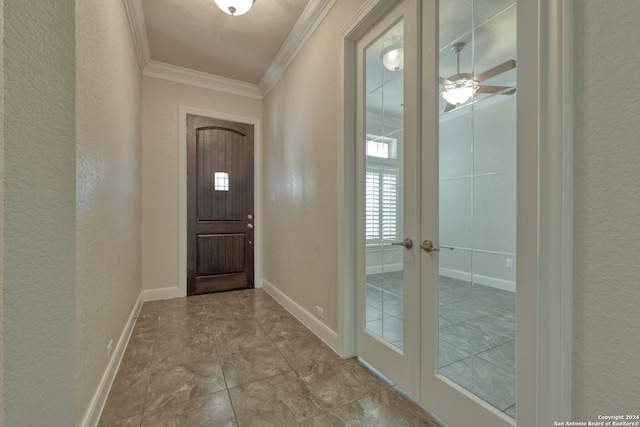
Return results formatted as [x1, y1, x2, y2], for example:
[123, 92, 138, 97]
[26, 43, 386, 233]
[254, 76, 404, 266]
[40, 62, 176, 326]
[187, 114, 254, 295]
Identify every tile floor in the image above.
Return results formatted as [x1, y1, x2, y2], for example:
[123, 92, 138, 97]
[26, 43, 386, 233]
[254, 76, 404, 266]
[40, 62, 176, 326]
[99, 288, 440, 427]
[365, 273, 516, 418]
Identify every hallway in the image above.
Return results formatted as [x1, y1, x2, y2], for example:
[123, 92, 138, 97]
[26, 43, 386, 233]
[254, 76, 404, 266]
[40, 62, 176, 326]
[98, 289, 440, 426]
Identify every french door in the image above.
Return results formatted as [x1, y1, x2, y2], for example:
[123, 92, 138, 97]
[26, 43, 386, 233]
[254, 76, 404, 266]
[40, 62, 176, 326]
[355, 0, 420, 396]
[355, 1, 520, 426]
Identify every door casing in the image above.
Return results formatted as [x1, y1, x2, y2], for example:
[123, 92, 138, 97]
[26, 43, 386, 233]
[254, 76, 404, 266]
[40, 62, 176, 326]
[337, 0, 574, 425]
[178, 106, 263, 299]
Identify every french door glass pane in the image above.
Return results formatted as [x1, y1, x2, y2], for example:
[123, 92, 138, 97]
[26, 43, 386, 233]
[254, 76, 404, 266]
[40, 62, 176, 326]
[437, 0, 517, 418]
[364, 19, 405, 350]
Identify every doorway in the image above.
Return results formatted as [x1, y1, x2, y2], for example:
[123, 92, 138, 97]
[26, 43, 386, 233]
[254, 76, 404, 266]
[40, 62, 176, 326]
[350, 1, 526, 426]
[186, 114, 255, 295]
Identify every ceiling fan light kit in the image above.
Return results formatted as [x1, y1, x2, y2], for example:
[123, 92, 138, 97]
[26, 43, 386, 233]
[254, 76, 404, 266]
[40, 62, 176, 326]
[442, 78, 478, 105]
[440, 42, 516, 112]
[215, 0, 255, 16]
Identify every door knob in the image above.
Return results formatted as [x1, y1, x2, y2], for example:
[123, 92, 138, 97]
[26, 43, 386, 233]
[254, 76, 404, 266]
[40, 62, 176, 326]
[421, 240, 440, 252]
[391, 238, 413, 249]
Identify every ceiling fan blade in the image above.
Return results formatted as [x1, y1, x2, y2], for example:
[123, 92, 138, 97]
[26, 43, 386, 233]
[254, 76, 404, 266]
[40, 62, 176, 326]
[476, 85, 515, 94]
[475, 59, 516, 82]
[444, 102, 456, 112]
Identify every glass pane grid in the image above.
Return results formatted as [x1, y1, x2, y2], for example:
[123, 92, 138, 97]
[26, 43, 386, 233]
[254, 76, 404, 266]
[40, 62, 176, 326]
[438, 0, 517, 418]
[214, 171, 229, 191]
[364, 18, 405, 351]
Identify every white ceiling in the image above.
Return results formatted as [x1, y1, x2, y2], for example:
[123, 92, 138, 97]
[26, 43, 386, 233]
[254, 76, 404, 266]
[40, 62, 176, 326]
[137, 0, 314, 86]
[131, 0, 516, 104]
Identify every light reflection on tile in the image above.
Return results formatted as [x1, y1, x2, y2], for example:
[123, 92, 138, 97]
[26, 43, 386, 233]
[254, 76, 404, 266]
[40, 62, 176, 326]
[297, 358, 389, 411]
[144, 357, 226, 412]
[297, 414, 335, 427]
[328, 388, 440, 427]
[229, 372, 323, 426]
[272, 329, 339, 369]
[141, 391, 236, 427]
[218, 342, 291, 388]
[100, 289, 439, 426]
[152, 332, 217, 365]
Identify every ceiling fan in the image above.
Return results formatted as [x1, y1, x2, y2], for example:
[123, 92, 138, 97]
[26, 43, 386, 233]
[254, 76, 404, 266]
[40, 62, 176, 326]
[440, 42, 516, 112]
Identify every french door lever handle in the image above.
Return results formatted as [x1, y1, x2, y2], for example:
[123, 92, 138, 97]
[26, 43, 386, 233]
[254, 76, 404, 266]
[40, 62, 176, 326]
[391, 238, 413, 249]
[421, 240, 440, 252]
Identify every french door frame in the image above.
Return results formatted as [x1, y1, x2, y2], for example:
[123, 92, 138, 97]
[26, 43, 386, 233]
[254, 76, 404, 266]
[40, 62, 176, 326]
[337, 0, 574, 425]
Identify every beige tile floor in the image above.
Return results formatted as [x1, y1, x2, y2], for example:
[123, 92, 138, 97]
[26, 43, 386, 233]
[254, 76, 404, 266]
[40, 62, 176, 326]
[99, 288, 440, 427]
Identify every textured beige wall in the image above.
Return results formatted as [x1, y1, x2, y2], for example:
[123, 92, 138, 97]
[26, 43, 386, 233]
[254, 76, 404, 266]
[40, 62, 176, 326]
[573, 1, 640, 417]
[74, 0, 142, 423]
[3, 0, 76, 423]
[262, 0, 367, 332]
[0, 0, 4, 423]
[141, 77, 262, 292]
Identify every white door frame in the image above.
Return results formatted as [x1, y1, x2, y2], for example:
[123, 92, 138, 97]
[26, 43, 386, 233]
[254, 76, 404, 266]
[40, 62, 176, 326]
[336, 0, 573, 424]
[178, 105, 263, 297]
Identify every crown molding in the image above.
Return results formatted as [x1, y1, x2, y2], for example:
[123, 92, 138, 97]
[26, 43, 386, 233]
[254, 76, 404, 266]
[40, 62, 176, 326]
[259, 0, 337, 96]
[123, 0, 151, 71]
[124, 0, 329, 99]
[144, 60, 263, 100]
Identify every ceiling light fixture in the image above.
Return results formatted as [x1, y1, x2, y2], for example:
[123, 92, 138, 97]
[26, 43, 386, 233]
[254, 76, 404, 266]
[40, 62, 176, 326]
[441, 43, 478, 106]
[442, 79, 478, 105]
[215, 0, 255, 16]
[381, 36, 404, 72]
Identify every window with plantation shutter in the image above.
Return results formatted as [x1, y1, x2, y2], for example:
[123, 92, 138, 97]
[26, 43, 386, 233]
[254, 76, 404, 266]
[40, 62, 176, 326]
[365, 135, 400, 245]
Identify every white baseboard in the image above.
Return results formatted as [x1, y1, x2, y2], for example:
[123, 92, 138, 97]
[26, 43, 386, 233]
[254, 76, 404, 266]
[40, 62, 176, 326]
[439, 268, 516, 293]
[261, 279, 339, 353]
[439, 267, 471, 283]
[142, 286, 184, 302]
[79, 292, 144, 427]
[473, 273, 516, 292]
[366, 262, 403, 275]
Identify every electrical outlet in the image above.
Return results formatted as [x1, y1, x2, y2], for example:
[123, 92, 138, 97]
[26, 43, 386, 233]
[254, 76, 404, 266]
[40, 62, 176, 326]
[316, 306, 324, 319]
[506, 258, 514, 269]
[107, 340, 113, 361]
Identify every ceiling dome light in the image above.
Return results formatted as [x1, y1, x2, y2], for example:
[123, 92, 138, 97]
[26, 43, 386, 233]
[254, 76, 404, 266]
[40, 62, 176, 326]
[215, 0, 255, 16]
[381, 36, 404, 72]
[382, 48, 404, 71]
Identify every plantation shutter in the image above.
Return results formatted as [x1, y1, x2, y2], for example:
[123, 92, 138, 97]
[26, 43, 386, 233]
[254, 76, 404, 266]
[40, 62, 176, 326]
[365, 166, 399, 243]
